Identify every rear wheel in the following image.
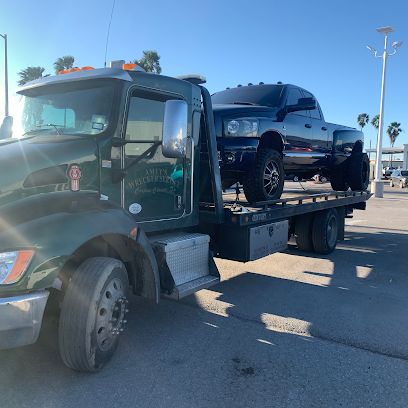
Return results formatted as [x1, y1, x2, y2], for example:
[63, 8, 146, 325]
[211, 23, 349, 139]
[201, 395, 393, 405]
[347, 152, 369, 190]
[400, 180, 404, 189]
[59, 257, 129, 372]
[330, 162, 348, 191]
[312, 209, 338, 254]
[243, 149, 284, 203]
[390, 180, 394, 187]
[294, 214, 314, 252]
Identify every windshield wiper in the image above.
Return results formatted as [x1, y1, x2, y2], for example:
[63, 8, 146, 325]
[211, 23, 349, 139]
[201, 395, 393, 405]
[232, 101, 258, 106]
[22, 123, 65, 136]
[45, 123, 64, 135]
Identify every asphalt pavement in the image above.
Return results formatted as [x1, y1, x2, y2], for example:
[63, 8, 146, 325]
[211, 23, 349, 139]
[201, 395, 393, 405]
[1, 183, 408, 408]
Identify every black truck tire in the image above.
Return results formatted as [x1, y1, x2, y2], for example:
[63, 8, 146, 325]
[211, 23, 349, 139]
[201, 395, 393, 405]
[330, 162, 349, 191]
[243, 149, 284, 203]
[312, 209, 338, 254]
[347, 152, 369, 191]
[294, 214, 314, 252]
[59, 257, 129, 372]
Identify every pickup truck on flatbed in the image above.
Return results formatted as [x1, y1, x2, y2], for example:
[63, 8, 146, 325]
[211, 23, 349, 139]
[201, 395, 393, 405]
[211, 84, 370, 202]
[0, 64, 371, 372]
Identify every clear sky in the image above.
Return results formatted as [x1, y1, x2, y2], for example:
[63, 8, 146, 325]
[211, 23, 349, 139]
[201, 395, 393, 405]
[0, 0, 407, 150]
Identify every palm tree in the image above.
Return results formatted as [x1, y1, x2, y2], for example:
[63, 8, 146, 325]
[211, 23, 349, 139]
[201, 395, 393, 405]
[357, 113, 369, 130]
[371, 114, 380, 130]
[54, 55, 75, 74]
[17, 66, 47, 86]
[134, 50, 162, 74]
[387, 122, 403, 167]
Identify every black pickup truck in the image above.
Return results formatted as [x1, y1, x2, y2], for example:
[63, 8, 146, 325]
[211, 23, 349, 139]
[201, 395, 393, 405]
[211, 83, 369, 202]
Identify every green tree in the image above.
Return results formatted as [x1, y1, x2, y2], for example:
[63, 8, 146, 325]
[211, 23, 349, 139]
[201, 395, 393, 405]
[54, 55, 75, 74]
[357, 113, 369, 130]
[134, 50, 162, 74]
[17, 66, 47, 86]
[371, 114, 380, 130]
[386, 122, 402, 167]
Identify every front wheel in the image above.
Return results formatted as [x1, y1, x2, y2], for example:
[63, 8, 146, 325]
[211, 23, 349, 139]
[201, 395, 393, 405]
[390, 180, 394, 187]
[59, 257, 130, 372]
[242, 149, 284, 203]
[400, 181, 404, 189]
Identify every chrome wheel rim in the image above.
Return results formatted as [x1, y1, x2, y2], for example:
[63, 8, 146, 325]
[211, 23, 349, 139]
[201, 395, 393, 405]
[263, 160, 280, 196]
[327, 215, 337, 248]
[95, 277, 128, 351]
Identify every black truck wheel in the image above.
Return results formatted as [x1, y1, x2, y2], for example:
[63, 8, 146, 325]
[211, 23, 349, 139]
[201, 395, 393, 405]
[59, 257, 129, 372]
[312, 209, 338, 254]
[294, 214, 314, 252]
[243, 149, 284, 203]
[330, 162, 348, 191]
[347, 152, 369, 191]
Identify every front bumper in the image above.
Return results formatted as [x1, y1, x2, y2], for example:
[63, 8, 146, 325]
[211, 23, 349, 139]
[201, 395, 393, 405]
[0, 290, 49, 349]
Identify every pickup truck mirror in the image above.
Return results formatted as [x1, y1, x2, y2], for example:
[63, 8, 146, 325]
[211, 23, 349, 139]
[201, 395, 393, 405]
[162, 100, 188, 159]
[0, 116, 13, 139]
[286, 97, 316, 113]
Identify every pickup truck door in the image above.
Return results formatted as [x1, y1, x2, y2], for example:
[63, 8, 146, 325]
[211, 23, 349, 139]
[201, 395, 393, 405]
[303, 91, 330, 157]
[121, 88, 192, 222]
[282, 88, 314, 170]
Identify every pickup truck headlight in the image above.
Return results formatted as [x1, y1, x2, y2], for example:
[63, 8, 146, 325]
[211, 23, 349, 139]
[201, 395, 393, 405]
[0, 250, 34, 285]
[224, 119, 258, 137]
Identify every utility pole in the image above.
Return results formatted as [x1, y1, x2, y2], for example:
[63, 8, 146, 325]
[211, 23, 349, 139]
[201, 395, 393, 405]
[0, 34, 8, 117]
[367, 27, 402, 197]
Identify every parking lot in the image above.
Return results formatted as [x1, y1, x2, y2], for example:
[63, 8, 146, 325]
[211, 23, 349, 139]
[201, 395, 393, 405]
[1, 184, 408, 408]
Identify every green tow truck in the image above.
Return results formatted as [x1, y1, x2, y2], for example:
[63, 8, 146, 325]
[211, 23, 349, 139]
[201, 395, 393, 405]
[0, 62, 371, 371]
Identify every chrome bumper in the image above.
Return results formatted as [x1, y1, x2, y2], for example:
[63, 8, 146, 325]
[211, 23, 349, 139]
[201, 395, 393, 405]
[0, 291, 49, 349]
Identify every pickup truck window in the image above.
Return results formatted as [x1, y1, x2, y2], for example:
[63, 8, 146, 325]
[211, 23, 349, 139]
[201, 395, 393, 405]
[15, 81, 116, 137]
[303, 90, 321, 119]
[211, 85, 284, 108]
[286, 88, 309, 118]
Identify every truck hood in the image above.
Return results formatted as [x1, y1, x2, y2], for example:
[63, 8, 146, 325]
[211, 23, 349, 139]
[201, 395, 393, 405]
[0, 134, 99, 209]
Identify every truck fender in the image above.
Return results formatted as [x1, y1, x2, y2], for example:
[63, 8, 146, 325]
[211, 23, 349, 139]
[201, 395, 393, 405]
[0, 208, 160, 302]
[258, 129, 285, 154]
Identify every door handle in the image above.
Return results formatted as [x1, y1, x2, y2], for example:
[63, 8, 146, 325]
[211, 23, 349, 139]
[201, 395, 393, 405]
[321, 126, 328, 131]
[305, 124, 312, 128]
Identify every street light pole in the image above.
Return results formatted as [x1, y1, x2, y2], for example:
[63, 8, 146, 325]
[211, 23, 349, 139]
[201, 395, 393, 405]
[0, 33, 8, 117]
[367, 27, 402, 198]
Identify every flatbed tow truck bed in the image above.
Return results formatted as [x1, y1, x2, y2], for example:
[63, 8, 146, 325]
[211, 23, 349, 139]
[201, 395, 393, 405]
[200, 183, 371, 262]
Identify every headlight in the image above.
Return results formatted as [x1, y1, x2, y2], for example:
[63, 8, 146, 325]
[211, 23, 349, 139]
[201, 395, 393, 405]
[0, 250, 34, 285]
[224, 119, 258, 137]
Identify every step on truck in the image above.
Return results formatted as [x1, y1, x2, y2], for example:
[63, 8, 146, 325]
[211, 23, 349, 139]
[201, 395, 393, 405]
[0, 62, 371, 371]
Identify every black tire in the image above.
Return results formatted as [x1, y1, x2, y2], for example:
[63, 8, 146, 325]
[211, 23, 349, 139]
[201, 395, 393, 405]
[330, 161, 349, 191]
[294, 214, 314, 252]
[347, 152, 369, 191]
[400, 181, 404, 189]
[390, 180, 394, 187]
[243, 149, 284, 203]
[59, 257, 129, 372]
[312, 209, 338, 254]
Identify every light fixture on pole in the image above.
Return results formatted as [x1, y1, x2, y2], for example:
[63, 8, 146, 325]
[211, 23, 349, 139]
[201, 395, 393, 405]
[0, 33, 8, 118]
[367, 26, 402, 198]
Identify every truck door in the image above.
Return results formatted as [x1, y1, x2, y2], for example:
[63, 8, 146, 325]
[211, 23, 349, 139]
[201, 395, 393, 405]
[303, 90, 330, 157]
[283, 88, 313, 171]
[122, 88, 190, 221]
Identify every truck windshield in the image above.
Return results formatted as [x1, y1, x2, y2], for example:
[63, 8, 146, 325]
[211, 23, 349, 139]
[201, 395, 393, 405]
[211, 85, 284, 108]
[14, 80, 117, 137]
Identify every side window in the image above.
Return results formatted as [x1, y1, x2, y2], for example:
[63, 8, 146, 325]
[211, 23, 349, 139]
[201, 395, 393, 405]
[286, 88, 309, 118]
[124, 94, 165, 156]
[303, 91, 321, 120]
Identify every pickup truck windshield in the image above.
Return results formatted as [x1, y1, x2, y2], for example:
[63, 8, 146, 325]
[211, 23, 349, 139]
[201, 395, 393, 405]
[15, 80, 117, 137]
[211, 85, 284, 108]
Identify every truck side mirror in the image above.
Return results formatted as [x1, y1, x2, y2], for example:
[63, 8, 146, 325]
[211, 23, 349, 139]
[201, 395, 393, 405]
[0, 116, 13, 139]
[286, 97, 316, 113]
[162, 100, 188, 158]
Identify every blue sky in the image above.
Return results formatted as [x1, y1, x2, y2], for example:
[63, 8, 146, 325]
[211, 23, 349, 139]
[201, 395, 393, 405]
[0, 0, 407, 150]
